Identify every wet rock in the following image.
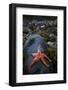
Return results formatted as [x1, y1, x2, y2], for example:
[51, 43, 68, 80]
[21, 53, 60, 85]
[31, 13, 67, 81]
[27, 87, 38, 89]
[23, 33, 56, 75]
[47, 41, 57, 48]
[24, 33, 47, 54]
[49, 33, 56, 42]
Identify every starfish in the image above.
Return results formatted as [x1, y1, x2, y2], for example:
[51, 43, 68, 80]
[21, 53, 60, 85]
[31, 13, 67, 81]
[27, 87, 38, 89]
[31, 48, 51, 68]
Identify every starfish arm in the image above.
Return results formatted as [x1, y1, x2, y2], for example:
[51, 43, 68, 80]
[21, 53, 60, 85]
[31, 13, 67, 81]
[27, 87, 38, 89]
[33, 56, 40, 63]
[38, 48, 41, 52]
[30, 62, 34, 68]
[46, 56, 52, 62]
[42, 54, 51, 62]
[41, 57, 49, 67]
[30, 56, 40, 68]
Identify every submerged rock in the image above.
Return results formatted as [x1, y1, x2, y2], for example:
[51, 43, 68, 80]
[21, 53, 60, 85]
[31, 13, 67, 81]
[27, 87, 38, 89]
[24, 33, 47, 54]
[23, 33, 56, 75]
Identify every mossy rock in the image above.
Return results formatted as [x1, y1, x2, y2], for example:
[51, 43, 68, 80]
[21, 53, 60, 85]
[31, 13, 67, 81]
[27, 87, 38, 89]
[37, 31, 50, 42]
[46, 48, 57, 63]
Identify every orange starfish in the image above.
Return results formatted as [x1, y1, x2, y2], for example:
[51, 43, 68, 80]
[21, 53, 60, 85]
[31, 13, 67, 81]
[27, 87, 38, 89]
[31, 48, 51, 68]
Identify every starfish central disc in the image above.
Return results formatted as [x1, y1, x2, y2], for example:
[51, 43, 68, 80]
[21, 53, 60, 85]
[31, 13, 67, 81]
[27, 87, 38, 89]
[31, 48, 51, 68]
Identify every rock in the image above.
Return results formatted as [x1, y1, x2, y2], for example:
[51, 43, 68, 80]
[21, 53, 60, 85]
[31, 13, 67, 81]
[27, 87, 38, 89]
[24, 33, 47, 54]
[47, 41, 57, 48]
[23, 33, 56, 75]
[49, 33, 56, 42]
